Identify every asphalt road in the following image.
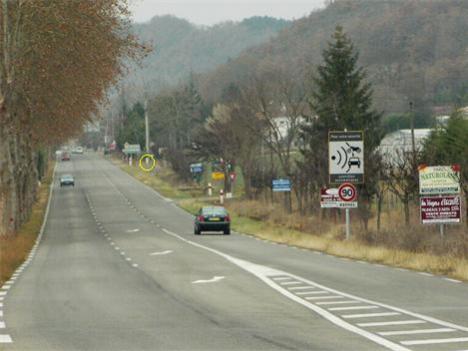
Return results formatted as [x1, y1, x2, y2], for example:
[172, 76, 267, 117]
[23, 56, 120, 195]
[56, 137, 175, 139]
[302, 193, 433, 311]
[1, 153, 468, 351]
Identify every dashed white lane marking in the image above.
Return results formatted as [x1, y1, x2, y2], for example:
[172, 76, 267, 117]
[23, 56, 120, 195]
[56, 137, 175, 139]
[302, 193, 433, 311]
[1, 286, 10, 290]
[149, 250, 173, 256]
[0, 335, 12, 343]
[126, 258, 132, 261]
[401, 337, 468, 346]
[445, 278, 462, 283]
[329, 305, 379, 311]
[378, 328, 456, 336]
[0, 311, 3, 317]
[192, 276, 225, 284]
[0, 321, 5, 328]
[132, 263, 139, 268]
[0, 303, 3, 307]
[0, 292, 6, 297]
[357, 320, 426, 327]
[342, 312, 400, 319]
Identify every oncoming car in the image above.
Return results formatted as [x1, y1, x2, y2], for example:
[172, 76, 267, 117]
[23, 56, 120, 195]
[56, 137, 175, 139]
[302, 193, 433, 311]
[194, 206, 230, 235]
[60, 174, 75, 187]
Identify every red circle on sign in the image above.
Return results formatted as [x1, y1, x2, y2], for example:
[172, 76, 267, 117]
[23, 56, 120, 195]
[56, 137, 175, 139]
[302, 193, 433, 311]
[338, 183, 357, 202]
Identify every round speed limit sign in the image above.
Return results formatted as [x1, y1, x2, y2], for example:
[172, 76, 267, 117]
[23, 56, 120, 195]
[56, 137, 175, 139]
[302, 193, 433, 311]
[338, 183, 357, 202]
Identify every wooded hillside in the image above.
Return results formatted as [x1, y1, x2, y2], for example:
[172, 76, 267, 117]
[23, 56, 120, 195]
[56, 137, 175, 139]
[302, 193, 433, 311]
[199, 0, 468, 115]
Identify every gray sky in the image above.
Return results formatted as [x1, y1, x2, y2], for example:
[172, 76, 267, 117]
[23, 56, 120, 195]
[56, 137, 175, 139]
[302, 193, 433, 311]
[130, 0, 326, 25]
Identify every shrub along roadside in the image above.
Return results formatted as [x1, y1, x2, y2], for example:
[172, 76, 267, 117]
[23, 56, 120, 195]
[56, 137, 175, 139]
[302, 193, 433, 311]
[111, 156, 468, 282]
[0, 163, 55, 285]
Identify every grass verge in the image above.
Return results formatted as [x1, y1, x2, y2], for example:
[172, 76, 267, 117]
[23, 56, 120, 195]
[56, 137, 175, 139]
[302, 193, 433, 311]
[0, 162, 55, 285]
[112, 157, 468, 282]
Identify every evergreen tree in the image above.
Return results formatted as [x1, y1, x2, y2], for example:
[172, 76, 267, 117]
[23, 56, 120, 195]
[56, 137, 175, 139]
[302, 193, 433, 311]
[300, 26, 383, 230]
[311, 25, 382, 150]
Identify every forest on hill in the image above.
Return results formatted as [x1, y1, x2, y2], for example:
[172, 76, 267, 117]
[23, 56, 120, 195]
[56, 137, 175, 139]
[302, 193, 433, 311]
[199, 0, 468, 117]
[127, 15, 291, 95]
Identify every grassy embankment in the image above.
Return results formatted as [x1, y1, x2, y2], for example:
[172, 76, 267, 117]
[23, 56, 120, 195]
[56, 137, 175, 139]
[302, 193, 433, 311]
[0, 162, 55, 285]
[113, 157, 468, 282]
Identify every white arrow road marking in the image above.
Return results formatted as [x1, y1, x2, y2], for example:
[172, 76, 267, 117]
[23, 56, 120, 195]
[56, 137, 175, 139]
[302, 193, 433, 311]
[192, 276, 225, 284]
[149, 250, 173, 256]
[126, 228, 140, 233]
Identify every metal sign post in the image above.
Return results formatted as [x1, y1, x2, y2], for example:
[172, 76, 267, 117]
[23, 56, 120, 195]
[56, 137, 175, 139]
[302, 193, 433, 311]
[338, 183, 357, 240]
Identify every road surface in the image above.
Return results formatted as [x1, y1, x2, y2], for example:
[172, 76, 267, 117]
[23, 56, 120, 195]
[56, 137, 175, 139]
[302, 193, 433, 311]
[1, 153, 468, 350]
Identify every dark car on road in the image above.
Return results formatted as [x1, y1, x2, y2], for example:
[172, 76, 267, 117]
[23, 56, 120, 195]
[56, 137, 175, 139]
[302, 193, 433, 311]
[61, 151, 71, 161]
[194, 206, 230, 235]
[60, 174, 75, 187]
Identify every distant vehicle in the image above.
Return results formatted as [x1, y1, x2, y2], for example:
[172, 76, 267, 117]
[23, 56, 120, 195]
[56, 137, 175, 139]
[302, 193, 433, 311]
[194, 206, 230, 235]
[348, 157, 361, 168]
[72, 146, 84, 154]
[60, 174, 75, 187]
[61, 152, 70, 161]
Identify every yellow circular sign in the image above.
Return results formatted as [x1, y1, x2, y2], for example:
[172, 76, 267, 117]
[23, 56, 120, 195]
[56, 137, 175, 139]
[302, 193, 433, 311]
[139, 154, 157, 172]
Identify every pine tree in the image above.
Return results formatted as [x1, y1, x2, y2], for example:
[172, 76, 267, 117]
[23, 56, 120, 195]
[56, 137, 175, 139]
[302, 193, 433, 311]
[311, 25, 382, 150]
[300, 25, 383, 229]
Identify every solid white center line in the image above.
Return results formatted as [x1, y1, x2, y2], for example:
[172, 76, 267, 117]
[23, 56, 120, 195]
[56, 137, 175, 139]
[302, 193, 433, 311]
[329, 305, 379, 311]
[358, 320, 426, 327]
[401, 337, 468, 346]
[378, 328, 455, 336]
[342, 312, 400, 319]
[149, 250, 173, 256]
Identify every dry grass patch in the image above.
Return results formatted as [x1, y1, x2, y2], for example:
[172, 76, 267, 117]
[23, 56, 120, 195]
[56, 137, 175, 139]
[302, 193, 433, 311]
[0, 163, 54, 285]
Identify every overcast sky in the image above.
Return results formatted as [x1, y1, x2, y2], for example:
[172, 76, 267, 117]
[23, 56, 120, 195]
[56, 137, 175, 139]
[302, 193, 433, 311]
[130, 0, 326, 25]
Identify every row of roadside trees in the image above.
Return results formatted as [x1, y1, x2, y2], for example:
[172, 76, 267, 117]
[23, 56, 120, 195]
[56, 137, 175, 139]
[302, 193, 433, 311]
[0, 0, 143, 236]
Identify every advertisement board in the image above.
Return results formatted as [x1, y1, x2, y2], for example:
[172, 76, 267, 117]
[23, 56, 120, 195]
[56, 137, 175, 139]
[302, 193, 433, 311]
[420, 195, 461, 224]
[211, 172, 225, 181]
[419, 165, 460, 195]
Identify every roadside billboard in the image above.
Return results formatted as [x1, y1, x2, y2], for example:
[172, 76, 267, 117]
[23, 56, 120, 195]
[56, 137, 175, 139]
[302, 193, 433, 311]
[420, 195, 461, 224]
[418, 165, 460, 195]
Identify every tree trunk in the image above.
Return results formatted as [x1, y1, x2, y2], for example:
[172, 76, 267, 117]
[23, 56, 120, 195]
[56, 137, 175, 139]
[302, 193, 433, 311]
[403, 195, 410, 226]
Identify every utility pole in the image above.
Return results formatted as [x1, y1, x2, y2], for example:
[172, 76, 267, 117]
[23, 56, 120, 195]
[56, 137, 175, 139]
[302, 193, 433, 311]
[144, 99, 149, 153]
[409, 101, 415, 156]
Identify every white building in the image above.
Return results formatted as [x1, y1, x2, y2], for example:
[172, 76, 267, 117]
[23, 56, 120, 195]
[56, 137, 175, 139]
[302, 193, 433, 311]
[378, 128, 432, 163]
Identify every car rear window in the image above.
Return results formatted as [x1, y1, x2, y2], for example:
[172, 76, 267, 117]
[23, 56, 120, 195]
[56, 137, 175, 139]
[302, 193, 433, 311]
[201, 207, 227, 216]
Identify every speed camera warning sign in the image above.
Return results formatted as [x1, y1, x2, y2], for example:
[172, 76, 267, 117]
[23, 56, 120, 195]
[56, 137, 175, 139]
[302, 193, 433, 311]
[329, 131, 364, 184]
[338, 183, 357, 202]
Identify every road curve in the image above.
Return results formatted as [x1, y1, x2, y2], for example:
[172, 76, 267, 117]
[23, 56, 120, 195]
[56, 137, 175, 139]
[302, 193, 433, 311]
[1, 153, 467, 351]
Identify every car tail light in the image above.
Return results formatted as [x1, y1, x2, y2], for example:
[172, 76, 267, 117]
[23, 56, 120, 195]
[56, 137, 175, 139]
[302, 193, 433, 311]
[225, 215, 230, 222]
[197, 215, 204, 222]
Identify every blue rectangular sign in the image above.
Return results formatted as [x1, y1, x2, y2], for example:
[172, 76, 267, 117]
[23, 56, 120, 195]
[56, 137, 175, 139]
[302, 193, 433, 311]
[272, 179, 291, 192]
[190, 163, 204, 174]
